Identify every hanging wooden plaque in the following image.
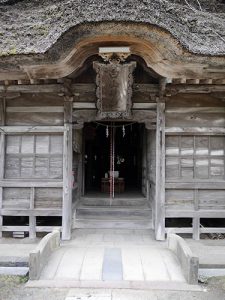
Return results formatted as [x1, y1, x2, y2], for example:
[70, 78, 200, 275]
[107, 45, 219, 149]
[93, 61, 136, 119]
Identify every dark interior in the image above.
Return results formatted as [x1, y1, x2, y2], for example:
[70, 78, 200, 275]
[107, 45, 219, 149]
[84, 122, 144, 194]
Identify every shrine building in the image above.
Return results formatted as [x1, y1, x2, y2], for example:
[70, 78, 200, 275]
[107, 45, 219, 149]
[0, 0, 224, 241]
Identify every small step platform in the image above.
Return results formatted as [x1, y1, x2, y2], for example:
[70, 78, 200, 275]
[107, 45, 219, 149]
[73, 196, 152, 229]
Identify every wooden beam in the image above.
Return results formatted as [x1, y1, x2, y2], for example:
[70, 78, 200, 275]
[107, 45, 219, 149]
[200, 228, 225, 234]
[6, 106, 64, 113]
[62, 98, 73, 240]
[155, 92, 166, 240]
[166, 84, 225, 95]
[73, 102, 157, 110]
[166, 210, 225, 218]
[0, 83, 224, 96]
[166, 227, 225, 235]
[0, 180, 63, 188]
[73, 103, 95, 109]
[165, 228, 193, 234]
[165, 127, 225, 135]
[0, 84, 63, 94]
[133, 103, 157, 109]
[0, 126, 65, 133]
[0, 83, 158, 94]
[2, 226, 29, 232]
[0, 209, 62, 216]
[166, 182, 225, 189]
[36, 226, 61, 232]
[1, 225, 61, 232]
[166, 107, 225, 113]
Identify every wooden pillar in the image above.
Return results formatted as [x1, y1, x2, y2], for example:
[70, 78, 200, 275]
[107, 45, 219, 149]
[62, 98, 73, 240]
[142, 128, 147, 197]
[146, 129, 152, 204]
[73, 127, 83, 199]
[0, 97, 5, 238]
[155, 95, 166, 240]
[29, 187, 36, 239]
[0, 187, 2, 238]
[193, 217, 200, 240]
[193, 189, 200, 240]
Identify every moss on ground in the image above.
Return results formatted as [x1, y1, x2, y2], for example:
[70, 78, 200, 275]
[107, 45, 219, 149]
[0, 274, 28, 286]
[207, 276, 225, 290]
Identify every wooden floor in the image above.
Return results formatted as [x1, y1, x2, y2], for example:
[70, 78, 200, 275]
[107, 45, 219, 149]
[83, 189, 145, 199]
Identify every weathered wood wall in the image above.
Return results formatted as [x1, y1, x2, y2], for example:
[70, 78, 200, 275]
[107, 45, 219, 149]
[165, 93, 225, 239]
[0, 93, 66, 238]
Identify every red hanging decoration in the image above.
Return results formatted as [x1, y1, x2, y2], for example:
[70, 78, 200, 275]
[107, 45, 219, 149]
[109, 124, 113, 200]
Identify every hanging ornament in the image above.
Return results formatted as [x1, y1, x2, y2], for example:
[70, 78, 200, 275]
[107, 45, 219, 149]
[106, 126, 109, 138]
[122, 125, 125, 138]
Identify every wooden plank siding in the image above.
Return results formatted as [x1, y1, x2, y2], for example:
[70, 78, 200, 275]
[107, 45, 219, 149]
[165, 94, 225, 239]
[0, 94, 65, 237]
[6, 93, 64, 126]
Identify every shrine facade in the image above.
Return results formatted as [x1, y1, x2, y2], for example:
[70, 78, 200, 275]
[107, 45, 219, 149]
[0, 16, 224, 241]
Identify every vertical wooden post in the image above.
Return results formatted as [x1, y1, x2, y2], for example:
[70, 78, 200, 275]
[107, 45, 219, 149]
[0, 133, 5, 180]
[142, 129, 147, 197]
[146, 129, 152, 204]
[62, 98, 73, 240]
[0, 187, 3, 238]
[193, 217, 200, 240]
[193, 189, 200, 240]
[155, 81, 166, 240]
[0, 97, 5, 238]
[29, 187, 36, 239]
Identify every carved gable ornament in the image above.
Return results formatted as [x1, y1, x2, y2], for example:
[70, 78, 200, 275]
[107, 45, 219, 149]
[93, 55, 136, 119]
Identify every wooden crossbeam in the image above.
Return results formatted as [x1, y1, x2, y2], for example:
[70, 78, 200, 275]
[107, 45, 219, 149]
[0, 83, 224, 96]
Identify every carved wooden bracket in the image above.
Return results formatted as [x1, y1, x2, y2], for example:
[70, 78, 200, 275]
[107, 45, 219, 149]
[72, 109, 156, 130]
[93, 60, 136, 119]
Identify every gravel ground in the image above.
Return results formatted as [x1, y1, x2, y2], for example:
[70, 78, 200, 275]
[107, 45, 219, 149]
[0, 275, 225, 300]
[0, 276, 67, 300]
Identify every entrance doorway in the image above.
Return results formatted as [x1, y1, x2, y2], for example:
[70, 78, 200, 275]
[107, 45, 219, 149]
[83, 122, 144, 198]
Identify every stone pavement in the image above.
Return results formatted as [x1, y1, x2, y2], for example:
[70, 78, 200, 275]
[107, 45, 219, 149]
[0, 237, 38, 275]
[26, 229, 199, 290]
[0, 237, 38, 266]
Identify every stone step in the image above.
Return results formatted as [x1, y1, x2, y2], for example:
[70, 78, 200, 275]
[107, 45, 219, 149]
[80, 197, 148, 207]
[73, 219, 153, 229]
[0, 266, 29, 276]
[76, 207, 152, 219]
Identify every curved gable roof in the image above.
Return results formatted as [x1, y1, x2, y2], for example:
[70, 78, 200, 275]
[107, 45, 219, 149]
[0, 0, 225, 57]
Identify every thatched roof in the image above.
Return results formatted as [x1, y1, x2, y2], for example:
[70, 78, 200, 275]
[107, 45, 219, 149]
[0, 0, 224, 58]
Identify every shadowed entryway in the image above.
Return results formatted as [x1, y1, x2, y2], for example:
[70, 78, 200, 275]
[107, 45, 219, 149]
[84, 122, 144, 197]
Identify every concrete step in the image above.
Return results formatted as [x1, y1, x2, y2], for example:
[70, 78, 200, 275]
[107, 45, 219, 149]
[0, 266, 29, 276]
[26, 279, 201, 291]
[80, 197, 148, 207]
[73, 219, 153, 229]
